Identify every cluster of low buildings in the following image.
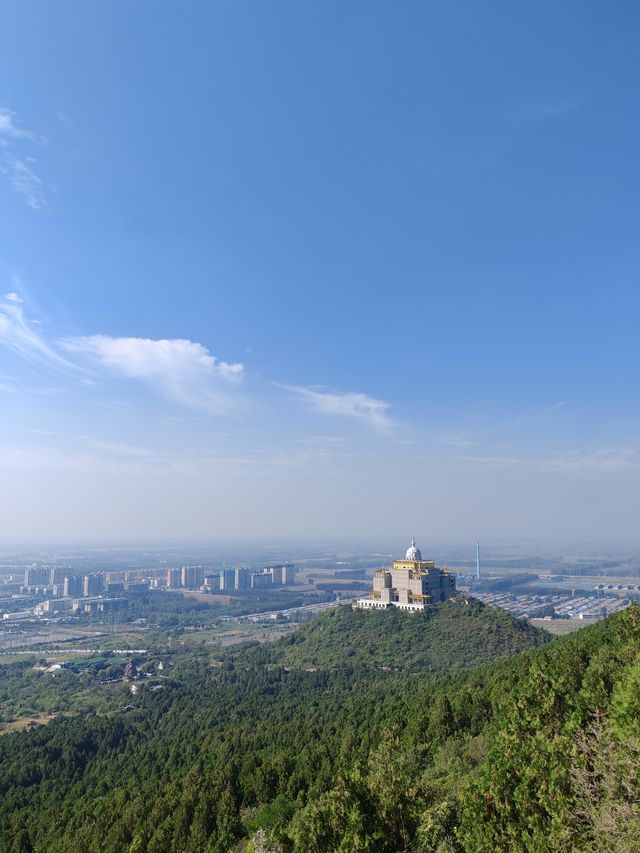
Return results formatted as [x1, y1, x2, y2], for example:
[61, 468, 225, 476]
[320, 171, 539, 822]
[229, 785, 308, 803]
[165, 563, 295, 591]
[165, 563, 294, 592]
[214, 564, 293, 591]
[10, 567, 139, 619]
[165, 565, 205, 590]
[2, 560, 299, 623]
[33, 596, 127, 617]
[473, 590, 632, 621]
[19, 561, 297, 601]
[21, 566, 140, 598]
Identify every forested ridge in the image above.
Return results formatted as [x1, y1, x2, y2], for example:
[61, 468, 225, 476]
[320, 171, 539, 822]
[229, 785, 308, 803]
[1, 599, 639, 852]
[268, 599, 547, 672]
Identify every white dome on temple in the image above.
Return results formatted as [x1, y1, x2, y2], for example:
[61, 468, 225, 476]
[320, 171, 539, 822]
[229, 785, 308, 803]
[405, 535, 422, 561]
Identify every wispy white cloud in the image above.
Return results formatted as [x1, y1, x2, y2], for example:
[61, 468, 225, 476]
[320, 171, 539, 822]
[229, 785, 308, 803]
[515, 96, 585, 123]
[438, 434, 478, 447]
[0, 296, 247, 413]
[4, 154, 46, 209]
[56, 111, 73, 128]
[507, 400, 571, 430]
[1, 296, 395, 428]
[0, 436, 345, 477]
[0, 107, 43, 143]
[60, 335, 244, 413]
[0, 292, 78, 375]
[278, 384, 393, 431]
[0, 107, 47, 208]
[24, 386, 69, 396]
[85, 438, 160, 459]
[458, 447, 637, 473]
[293, 435, 349, 446]
[0, 443, 154, 475]
[544, 447, 637, 472]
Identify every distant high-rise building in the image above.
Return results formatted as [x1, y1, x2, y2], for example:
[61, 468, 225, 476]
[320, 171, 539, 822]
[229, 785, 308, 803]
[250, 571, 273, 589]
[263, 563, 294, 585]
[83, 573, 104, 597]
[49, 566, 67, 587]
[181, 565, 204, 589]
[166, 568, 182, 589]
[24, 567, 49, 587]
[268, 565, 283, 585]
[106, 571, 126, 584]
[218, 569, 235, 591]
[354, 536, 456, 612]
[64, 575, 83, 597]
[234, 568, 250, 590]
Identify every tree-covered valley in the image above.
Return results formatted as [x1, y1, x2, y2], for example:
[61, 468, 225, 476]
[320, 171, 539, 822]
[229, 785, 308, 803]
[1, 599, 639, 852]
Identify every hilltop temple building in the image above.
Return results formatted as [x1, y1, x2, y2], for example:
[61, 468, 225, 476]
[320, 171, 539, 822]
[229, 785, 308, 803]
[353, 536, 456, 612]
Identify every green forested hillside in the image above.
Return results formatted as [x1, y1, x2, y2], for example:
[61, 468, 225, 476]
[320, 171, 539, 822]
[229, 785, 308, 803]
[0, 601, 638, 852]
[270, 599, 548, 672]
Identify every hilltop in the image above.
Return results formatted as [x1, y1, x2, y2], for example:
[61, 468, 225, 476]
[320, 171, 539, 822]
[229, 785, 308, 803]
[270, 597, 549, 673]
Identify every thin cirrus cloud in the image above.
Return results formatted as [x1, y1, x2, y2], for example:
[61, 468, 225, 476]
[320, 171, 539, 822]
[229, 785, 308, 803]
[514, 96, 585, 123]
[438, 434, 478, 448]
[0, 107, 42, 142]
[0, 107, 47, 209]
[0, 292, 244, 412]
[1, 292, 393, 427]
[278, 384, 393, 432]
[5, 154, 45, 210]
[60, 334, 244, 413]
[458, 447, 637, 473]
[0, 291, 79, 375]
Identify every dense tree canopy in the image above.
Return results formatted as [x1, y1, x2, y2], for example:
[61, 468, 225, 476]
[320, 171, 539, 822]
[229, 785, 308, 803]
[0, 600, 638, 851]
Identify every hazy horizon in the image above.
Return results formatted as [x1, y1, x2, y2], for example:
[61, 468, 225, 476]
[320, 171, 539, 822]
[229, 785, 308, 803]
[2, 536, 640, 558]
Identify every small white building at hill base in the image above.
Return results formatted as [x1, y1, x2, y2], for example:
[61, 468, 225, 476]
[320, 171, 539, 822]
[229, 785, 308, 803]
[353, 537, 456, 612]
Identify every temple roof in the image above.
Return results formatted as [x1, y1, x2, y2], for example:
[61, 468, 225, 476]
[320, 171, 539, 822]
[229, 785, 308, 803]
[405, 535, 422, 561]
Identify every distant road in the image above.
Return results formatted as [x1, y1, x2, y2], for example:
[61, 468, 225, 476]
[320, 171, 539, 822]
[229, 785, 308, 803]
[235, 596, 357, 622]
[0, 648, 148, 656]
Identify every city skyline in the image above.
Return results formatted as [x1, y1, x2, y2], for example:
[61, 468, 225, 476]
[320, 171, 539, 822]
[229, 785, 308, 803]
[1, 2, 640, 542]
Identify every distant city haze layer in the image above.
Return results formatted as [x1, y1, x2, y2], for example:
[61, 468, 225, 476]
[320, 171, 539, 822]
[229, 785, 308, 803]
[2, 541, 640, 572]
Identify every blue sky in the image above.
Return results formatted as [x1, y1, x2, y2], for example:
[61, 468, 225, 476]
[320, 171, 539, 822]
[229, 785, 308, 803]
[1, 1, 640, 544]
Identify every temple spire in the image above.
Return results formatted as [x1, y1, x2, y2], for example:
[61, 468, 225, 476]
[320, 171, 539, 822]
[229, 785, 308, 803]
[405, 535, 422, 561]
